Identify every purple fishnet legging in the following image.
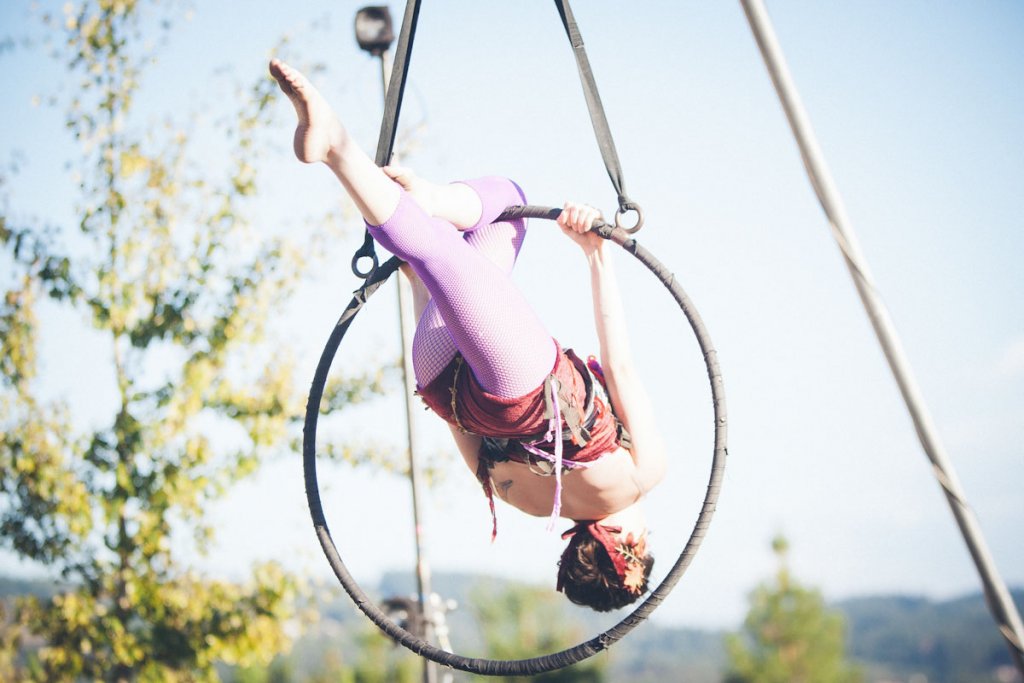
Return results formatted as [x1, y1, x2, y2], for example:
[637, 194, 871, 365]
[366, 177, 555, 398]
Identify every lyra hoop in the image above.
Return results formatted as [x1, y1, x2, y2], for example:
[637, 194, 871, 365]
[302, 208, 727, 676]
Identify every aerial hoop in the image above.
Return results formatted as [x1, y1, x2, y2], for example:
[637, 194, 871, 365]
[302, 208, 728, 676]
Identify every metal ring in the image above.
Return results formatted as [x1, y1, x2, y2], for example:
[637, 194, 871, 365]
[615, 204, 644, 234]
[351, 250, 379, 279]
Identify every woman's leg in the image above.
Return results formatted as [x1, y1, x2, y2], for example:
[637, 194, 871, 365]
[271, 61, 553, 397]
[370, 192, 553, 397]
[412, 178, 529, 386]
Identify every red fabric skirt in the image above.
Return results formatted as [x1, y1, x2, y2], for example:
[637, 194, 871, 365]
[416, 342, 622, 463]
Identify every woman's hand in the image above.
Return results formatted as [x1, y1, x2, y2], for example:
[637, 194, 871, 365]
[383, 165, 437, 216]
[557, 201, 605, 254]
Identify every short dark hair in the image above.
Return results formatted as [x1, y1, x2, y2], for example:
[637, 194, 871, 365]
[557, 532, 654, 612]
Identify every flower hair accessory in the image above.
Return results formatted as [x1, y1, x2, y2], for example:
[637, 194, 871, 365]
[556, 520, 648, 595]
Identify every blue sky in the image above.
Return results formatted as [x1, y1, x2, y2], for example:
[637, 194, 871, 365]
[1, 1, 1021, 633]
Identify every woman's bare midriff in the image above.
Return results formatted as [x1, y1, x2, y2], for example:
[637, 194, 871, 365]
[480, 446, 645, 520]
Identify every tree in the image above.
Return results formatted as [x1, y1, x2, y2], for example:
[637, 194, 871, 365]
[324, 626, 421, 683]
[725, 536, 862, 683]
[0, 1, 392, 679]
[226, 620, 421, 683]
[470, 582, 608, 682]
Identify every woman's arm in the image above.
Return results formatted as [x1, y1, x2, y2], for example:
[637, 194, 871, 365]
[558, 204, 668, 493]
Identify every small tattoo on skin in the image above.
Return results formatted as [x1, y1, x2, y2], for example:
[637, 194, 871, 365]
[498, 480, 513, 496]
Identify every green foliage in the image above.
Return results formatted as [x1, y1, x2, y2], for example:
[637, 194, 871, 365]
[0, 601, 29, 681]
[226, 623, 421, 683]
[0, 1, 393, 679]
[725, 536, 862, 683]
[338, 626, 421, 683]
[838, 590, 1024, 683]
[470, 582, 608, 682]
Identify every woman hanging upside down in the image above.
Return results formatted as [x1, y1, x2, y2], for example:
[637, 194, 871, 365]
[271, 59, 667, 612]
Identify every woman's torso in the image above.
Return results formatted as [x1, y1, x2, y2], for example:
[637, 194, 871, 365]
[479, 445, 645, 520]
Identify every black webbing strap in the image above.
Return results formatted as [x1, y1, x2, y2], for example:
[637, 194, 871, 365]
[554, 0, 642, 232]
[374, 0, 421, 167]
[352, 0, 642, 279]
[352, 0, 422, 279]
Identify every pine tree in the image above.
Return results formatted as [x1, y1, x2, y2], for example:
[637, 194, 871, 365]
[725, 536, 863, 683]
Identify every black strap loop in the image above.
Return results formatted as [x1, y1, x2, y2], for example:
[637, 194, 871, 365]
[350, 231, 380, 278]
[554, 0, 641, 229]
[374, 0, 421, 167]
[352, 0, 422, 280]
[353, 0, 642, 281]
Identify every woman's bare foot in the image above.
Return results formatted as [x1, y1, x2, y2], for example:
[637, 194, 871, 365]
[269, 59, 347, 164]
[270, 59, 402, 225]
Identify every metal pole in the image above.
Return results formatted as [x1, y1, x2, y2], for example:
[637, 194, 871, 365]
[376, 48, 438, 683]
[739, 0, 1024, 673]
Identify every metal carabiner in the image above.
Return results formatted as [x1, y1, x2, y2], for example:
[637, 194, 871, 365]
[614, 202, 644, 234]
